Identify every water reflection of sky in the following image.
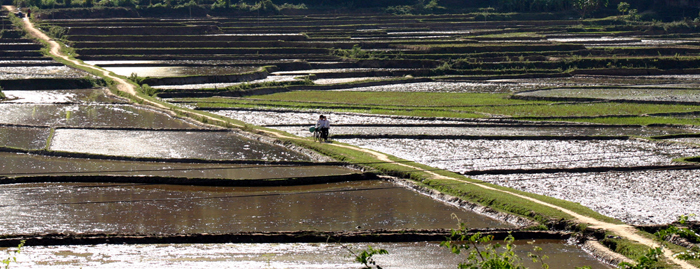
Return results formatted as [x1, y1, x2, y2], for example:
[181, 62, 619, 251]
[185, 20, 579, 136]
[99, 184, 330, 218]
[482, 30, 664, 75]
[0, 181, 509, 234]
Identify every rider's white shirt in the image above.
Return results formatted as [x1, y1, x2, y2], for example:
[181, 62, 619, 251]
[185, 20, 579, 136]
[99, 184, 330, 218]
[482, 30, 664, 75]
[316, 119, 330, 128]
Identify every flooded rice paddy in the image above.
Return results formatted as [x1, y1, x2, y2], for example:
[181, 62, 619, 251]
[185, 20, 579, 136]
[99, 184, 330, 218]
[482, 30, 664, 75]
[476, 169, 700, 225]
[333, 81, 549, 93]
[275, 125, 689, 138]
[2, 240, 610, 269]
[49, 129, 310, 160]
[334, 138, 700, 172]
[104, 66, 259, 77]
[0, 126, 50, 150]
[1, 88, 199, 128]
[314, 76, 394, 85]
[0, 104, 198, 129]
[3, 89, 121, 104]
[0, 152, 349, 179]
[667, 137, 700, 145]
[209, 109, 512, 126]
[0, 180, 510, 234]
[209, 109, 695, 137]
[0, 66, 88, 79]
[151, 75, 300, 90]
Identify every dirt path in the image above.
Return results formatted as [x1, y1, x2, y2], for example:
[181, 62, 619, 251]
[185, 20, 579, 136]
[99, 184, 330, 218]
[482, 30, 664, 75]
[9, 7, 694, 268]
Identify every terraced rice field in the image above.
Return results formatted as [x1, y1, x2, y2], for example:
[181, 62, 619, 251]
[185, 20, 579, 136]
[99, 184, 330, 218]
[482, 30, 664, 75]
[6, 9, 700, 268]
[0, 9, 95, 90]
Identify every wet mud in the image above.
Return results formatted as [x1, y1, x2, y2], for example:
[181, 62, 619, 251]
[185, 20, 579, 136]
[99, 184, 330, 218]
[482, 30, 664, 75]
[49, 129, 309, 160]
[0, 180, 511, 234]
[1, 240, 611, 269]
[0, 126, 50, 150]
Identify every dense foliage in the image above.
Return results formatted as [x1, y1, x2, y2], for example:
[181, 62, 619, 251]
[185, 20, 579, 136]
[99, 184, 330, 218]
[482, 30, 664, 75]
[12, 0, 700, 21]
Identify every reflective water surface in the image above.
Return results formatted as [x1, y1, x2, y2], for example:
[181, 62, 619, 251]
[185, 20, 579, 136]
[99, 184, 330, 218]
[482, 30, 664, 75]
[0, 181, 511, 234]
[0, 152, 352, 178]
[276, 125, 691, 138]
[3, 240, 611, 268]
[3, 89, 119, 104]
[49, 129, 310, 160]
[0, 104, 198, 129]
[104, 66, 259, 77]
[0, 126, 50, 150]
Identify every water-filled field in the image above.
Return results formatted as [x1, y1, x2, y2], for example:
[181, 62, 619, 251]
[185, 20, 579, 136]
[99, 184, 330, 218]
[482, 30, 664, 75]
[0, 180, 510, 234]
[0, 66, 88, 79]
[475, 169, 700, 224]
[2, 240, 610, 269]
[0, 152, 350, 179]
[2, 89, 120, 104]
[49, 129, 310, 160]
[104, 65, 259, 77]
[151, 75, 300, 90]
[0, 126, 50, 150]
[335, 138, 700, 171]
[0, 103, 198, 128]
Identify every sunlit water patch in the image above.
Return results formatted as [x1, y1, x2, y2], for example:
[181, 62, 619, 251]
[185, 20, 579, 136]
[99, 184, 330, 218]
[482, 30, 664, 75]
[49, 129, 309, 160]
[0, 152, 353, 178]
[0, 126, 50, 149]
[207, 109, 503, 127]
[104, 66, 259, 77]
[0, 104, 198, 129]
[0, 66, 87, 79]
[313, 77, 394, 85]
[271, 68, 415, 75]
[475, 170, 700, 225]
[2, 89, 117, 104]
[333, 139, 700, 171]
[332, 81, 546, 93]
[0, 180, 510, 234]
[275, 125, 694, 138]
[491, 76, 700, 87]
[152, 75, 299, 90]
[4, 240, 609, 269]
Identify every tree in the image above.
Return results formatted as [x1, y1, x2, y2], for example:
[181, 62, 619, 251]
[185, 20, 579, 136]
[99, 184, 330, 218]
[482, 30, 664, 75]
[573, 0, 608, 18]
[617, 1, 630, 15]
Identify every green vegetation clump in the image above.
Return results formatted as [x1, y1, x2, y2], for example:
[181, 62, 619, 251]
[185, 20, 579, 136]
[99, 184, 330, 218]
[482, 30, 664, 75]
[0, 86, 5, 100]
[331, 45, 391, 60]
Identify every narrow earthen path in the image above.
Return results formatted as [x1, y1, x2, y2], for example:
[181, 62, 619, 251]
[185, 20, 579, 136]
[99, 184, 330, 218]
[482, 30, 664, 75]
[8, 7, 694, 268]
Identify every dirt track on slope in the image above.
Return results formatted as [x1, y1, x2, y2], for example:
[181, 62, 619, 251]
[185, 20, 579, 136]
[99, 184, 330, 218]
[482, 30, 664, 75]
[6, 6, 694, 268]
